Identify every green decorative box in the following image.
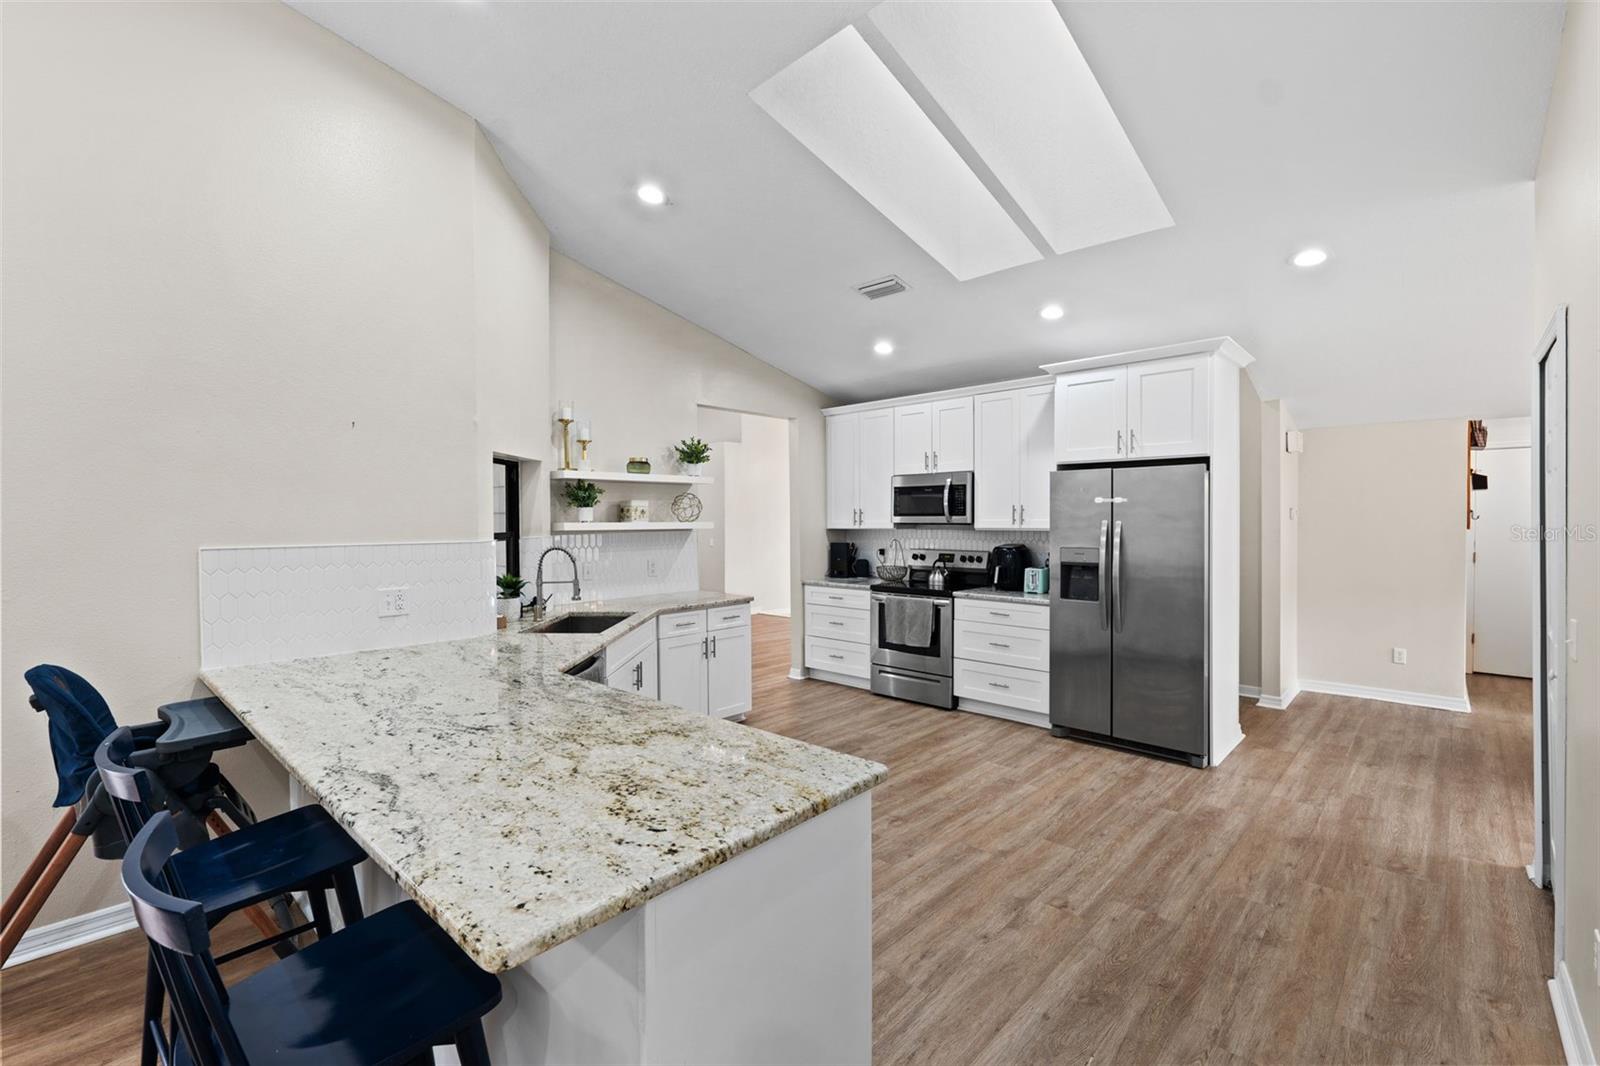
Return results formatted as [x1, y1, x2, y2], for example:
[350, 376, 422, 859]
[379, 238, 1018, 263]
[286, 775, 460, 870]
[626, 457, 652, 474]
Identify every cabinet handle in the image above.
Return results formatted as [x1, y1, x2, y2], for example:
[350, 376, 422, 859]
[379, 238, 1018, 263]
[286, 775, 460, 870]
[634, 660, 643, 690]
[933, 450, 939, 469]
[674, 621, 695, 628]
[1019, 505, 1025, 524]
[828, 620, 845, 627]
[701, 637, 708, 659]
[989, 611, 1011, 618]
[711, 635, 718, 658]
[1011, 504, 1016, 525]
[988, 681, 1011, 690]
[828, 595, 843, 601]
[987, 641, 1012, 649]
[1117, 429, 1123, 454]
[1129, 429, 1137, 454]
[827, 653, 844, 660]
[923, 451, 929, 471]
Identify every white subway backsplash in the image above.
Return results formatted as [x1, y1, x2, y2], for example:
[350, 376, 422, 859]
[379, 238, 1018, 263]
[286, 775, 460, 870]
[829, 528, 1050, 575]
[517, 530, 698, 605]
[199, 541, 496, 669]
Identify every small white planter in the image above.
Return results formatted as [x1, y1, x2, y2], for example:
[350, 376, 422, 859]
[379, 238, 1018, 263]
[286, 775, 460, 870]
[680, 462, 705, 478]
[499, 597, 522, 622]
[577, 506, 596, 523]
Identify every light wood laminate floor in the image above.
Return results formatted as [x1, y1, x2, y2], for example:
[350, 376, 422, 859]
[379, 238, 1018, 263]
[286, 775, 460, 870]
[1, 615, 1561, 1064]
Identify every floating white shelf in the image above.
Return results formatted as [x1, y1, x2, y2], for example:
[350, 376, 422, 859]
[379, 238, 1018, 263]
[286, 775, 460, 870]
[550, 469, 713, 485]
[550, 521, 713, 533]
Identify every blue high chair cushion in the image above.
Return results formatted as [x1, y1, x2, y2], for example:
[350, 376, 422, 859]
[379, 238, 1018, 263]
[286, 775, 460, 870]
[25, 664, 118, 806]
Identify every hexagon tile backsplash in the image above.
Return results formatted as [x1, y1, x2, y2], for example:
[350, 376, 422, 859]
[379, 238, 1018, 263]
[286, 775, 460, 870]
[198, 541, 496, 669]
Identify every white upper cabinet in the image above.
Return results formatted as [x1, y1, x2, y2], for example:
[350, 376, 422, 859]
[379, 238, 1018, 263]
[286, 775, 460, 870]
[1017, 384, 1053, 529]
[856, 409, 895, 527]
[973, 391, 1019, 528]
[826, 409, 895, 528]
[930, 396, 974, 471]
[974, 385, 1054, 529]
[1054, 355, 1209, 465]
[892, 403, 933, 474]
[825, 413, 860, 528]
[1126, 355, 1210, 459]
[893, 397, 974, 474]
[1054, 366, 1128, 464]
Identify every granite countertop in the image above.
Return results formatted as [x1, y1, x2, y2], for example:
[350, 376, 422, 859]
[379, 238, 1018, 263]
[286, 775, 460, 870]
[803, 576, 876, 590]
[953, 587, 1053, 605]
[201, 590, 887, 973]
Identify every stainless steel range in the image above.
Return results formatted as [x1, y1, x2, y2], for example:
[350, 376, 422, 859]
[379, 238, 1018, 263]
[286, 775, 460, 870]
[869, 548, 990, 709]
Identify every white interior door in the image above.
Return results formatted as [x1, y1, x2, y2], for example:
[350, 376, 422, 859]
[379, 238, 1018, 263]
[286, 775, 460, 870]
[1531, 308, 1566, 952]
[1471, 446, 1534, 677]
[893, 403, 933, 474]
[825, 414, 858, 529]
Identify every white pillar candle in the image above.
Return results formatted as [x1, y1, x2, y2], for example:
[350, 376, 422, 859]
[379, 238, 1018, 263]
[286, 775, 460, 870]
[576, 419, 591, 440]
[558, 402, 574, 421]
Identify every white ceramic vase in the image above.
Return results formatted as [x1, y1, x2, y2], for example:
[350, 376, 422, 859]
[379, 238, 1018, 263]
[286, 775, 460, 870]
[499, 597, 521, 622]
[577, 506, 595, 523]
[681, 461, 705, 478]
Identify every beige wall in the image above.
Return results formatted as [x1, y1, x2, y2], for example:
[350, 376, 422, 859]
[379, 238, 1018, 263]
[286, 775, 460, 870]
[1297, 420, 1467, 703]
[548, 254, 830, 673]
[1535, 0, 1599, 1045]
[1260, 400, 1300, 702]
[1, 2, 551, 924]
[1239, 375, 1263, 691]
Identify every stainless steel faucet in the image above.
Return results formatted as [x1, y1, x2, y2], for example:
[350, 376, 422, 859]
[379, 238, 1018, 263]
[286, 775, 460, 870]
[534, 546, 581, 617]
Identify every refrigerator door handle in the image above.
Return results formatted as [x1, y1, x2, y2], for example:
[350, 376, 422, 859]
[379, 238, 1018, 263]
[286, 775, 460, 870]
[1112, 520, 1124, 632]
[1098, 519, 1110, 630]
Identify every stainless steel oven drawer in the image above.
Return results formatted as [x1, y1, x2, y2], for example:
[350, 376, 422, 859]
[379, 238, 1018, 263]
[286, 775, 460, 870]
[870, 664, 954, 709]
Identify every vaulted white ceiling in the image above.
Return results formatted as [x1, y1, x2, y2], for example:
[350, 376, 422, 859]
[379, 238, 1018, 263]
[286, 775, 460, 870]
[292, 1, 1563, 427]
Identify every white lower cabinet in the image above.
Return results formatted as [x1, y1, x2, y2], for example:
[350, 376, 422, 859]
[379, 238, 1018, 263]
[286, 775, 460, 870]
[606, 640, 658, 700]
[656, 608, 751, 719]
[953, 598, 1050, 726]
[803, 587, 871, 685]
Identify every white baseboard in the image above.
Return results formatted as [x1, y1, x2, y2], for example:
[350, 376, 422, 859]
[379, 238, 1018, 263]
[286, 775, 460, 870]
[787, 667, 808, 681]
[1551, 962, 1597, 1066]
[757, 608, 791, 618]
[1298, 679, 1470, 714]
[1256, 684, 1301, 710]
[2, 901, 136, 969]
[1211, 726, 1246, 766]
[1239, 684, 1262, 700]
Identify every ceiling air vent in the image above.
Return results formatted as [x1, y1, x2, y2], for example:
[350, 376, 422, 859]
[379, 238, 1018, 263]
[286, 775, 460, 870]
[855, 275, 910, 300]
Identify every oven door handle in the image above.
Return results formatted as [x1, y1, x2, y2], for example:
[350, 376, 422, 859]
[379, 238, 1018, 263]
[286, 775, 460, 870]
[942, 477, 952, 523]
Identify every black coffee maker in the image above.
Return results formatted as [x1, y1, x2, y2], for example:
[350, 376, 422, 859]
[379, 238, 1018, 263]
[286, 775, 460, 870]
[828, 542, 857, 579]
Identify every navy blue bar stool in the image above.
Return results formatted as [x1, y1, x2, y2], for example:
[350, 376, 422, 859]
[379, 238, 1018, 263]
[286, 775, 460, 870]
[96, 729, 369, 1066]
[123, 812, 502, 1066]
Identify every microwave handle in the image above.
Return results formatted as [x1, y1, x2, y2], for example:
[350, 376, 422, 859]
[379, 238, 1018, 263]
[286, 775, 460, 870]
[943, 477, 951, 523]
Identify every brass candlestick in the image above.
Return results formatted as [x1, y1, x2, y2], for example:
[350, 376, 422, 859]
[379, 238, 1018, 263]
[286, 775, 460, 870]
[558, 417, 575, 470]
[576, 437, 592, 472]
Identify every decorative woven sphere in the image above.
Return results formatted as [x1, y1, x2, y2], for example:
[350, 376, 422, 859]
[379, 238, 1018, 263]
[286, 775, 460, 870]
[671, 491, 703, 522]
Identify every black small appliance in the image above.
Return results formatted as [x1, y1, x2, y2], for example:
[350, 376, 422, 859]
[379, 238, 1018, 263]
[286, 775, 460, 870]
[989, 543, 1032, 592]
[828, 541, 857, 579]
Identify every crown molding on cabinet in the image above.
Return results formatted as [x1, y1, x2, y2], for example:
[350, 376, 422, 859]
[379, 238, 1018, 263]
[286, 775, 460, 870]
[821, 374, 1054, 417]
[1040, 336, 1254, 376]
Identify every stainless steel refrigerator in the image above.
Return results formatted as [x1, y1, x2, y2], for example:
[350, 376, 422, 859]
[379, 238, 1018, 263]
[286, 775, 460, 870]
[1048, 462, 1208, 766]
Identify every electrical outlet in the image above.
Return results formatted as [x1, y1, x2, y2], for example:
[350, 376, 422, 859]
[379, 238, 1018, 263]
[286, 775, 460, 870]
[379, 587, 409, 617]
[1592, 928, 1598, 987]
[647, 560, 659, 578]
[1392, 647, 1407, 665]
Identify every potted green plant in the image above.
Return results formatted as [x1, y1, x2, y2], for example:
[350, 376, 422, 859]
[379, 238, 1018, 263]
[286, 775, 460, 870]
[675, 437, 712, 476]
[496, 573, 528, 622]
[562, 479, 603, 522]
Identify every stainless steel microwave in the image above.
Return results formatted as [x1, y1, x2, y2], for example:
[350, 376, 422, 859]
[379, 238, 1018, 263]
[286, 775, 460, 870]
[891, 471, 974, 526]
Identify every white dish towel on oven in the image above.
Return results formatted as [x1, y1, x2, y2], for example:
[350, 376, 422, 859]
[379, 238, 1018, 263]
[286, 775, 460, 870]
[882, 596, 935, 648]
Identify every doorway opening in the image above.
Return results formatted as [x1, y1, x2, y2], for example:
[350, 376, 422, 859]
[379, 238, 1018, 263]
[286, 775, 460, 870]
[1466, 418, 1534, 679]
[696, 407, 794, 618]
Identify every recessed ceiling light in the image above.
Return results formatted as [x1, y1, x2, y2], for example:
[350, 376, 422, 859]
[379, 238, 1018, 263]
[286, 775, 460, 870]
[1291, 247, 1329, 268]
[1039, 303, 1065, 321]
[873, 339, 895, 356]
[635, 182, 667, 207]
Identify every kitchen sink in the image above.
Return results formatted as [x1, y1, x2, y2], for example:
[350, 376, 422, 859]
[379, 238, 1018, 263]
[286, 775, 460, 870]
[533, 612, 631, 634]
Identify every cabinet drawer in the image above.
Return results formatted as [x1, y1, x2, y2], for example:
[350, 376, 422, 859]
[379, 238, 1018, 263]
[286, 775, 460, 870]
[605, 619, 655, 669]
[805, 635, 870, 679]
[657, 608, 707, 638]
[804, 586, 870, 611]
[708, 603, 752, 632]
[955, 598, 1049, 631]
[954, 619, 1050, 672]
[954, 660, 1049, 715]
[805, 604, 870, 643]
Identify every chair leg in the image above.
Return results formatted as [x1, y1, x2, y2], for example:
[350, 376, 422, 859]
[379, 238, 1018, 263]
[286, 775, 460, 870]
[0, 828, 88, 966]
[309, 887, 333, 940]
[454, 1022, 492, 1066]
[140, 948, 164, 1066]
[0, 809, 76, 929]
[332, 867, 364, 927]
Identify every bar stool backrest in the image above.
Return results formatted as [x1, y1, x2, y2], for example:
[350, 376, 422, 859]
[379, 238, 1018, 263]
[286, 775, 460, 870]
[94, 728, 157, 836]
[122, 814, 249, 1066]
